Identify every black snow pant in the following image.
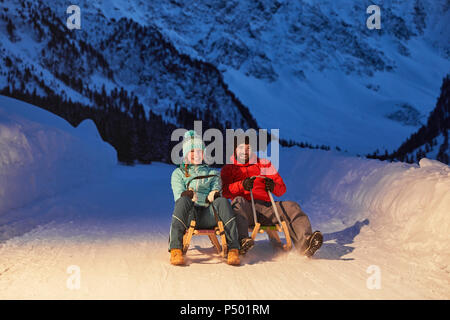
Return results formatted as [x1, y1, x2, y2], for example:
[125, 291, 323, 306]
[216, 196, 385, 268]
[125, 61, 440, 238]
[232, 196, 313, 252]
[169, 196, 240, 251]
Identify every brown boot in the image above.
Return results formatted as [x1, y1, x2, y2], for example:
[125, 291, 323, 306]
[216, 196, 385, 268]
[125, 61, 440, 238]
[227, 249, 240, 266]
[170, 249, 185, 266]
[303, 231, 323, 258]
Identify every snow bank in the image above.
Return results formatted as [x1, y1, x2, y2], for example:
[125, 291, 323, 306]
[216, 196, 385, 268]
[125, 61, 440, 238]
[277, 147, 450, 258]
[0, 95, 116, 217]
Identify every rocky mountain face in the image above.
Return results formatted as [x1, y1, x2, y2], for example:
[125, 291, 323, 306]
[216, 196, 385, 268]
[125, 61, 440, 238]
[124, 0, 448, 153]
[369, 75, 449, 164]
[0, 0, 257, 130]
[0, 0, 449, 162]
[119, 0, 448, 79]
[0, 0, 257, 163]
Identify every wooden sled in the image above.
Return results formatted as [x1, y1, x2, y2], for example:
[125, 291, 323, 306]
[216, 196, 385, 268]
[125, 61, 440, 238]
[248, 176, 293, 251]
[181, 174, 228, 257]
[249, 222, 292, 251]
[182, 220, 228, 257]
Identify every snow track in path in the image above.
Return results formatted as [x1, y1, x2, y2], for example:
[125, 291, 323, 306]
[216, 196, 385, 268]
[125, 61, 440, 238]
[0, 95, 448, 299]
[0, 221, 447, 299]
[0, 163, 448, 299]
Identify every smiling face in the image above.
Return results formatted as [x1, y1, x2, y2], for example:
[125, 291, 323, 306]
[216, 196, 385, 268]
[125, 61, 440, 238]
[187, 148, 204, 165]
[235, 143, 252, 164]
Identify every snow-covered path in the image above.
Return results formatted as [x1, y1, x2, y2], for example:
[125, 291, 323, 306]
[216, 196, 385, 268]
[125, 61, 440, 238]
[0, 164, 448, 300]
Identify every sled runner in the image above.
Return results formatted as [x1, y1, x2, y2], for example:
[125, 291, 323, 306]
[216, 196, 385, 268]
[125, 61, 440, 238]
[248, 176, 292, 251]
[182, 220, 227, 257]
[181, 175, 228, 257]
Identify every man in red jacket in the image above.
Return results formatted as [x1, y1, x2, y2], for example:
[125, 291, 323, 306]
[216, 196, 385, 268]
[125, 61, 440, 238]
[221, 135, 323, 257]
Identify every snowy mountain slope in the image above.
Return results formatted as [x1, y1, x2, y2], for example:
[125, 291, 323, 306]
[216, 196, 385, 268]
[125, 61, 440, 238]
[396, 75, 450, 163]
[0, 96, 448, 299]
[76, 0, 450, 154]
[368, 75, 449, 164]
[0, 95, 116, 220]
[404, 130, 449, 163]
[2, 0, 449, 155]
[0, 0, 257, 132]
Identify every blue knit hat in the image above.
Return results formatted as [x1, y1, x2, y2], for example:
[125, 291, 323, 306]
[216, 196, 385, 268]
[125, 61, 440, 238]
[182, 130, 205, 158]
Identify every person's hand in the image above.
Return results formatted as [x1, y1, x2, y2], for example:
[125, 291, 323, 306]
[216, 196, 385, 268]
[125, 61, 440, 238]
[264, 178, 275, 192]
[191, 189, 198, 202]
[242, 177, 256, 191]
[181, 189, 197, 202]
[207, 190, 220, 203]
[180, 190, 194, 199]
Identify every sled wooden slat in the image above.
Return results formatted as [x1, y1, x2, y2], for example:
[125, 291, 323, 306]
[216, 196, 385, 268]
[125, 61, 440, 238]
[247, 177, 293, 252]
[260, 225, 278, 231]
[182, 220, 196, 254]
[182, 220, 227, 257]
[249, 222, 292, 251]
[208, 234, 222, 254]
[217, 220, 228, 257]
[280, 221, 292, 250]
[194, 229, 217, 235]
[250, 222, 261, 239]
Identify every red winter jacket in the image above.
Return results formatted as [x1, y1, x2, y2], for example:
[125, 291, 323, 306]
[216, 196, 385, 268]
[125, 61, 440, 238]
[221, 153, 286, 202]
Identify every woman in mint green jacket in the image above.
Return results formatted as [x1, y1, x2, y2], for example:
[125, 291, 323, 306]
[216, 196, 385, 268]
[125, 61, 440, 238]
[169, 130, 240, 266]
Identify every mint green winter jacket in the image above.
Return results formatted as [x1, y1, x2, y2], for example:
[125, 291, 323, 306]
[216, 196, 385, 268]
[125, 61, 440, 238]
[171, 164, 221, 207]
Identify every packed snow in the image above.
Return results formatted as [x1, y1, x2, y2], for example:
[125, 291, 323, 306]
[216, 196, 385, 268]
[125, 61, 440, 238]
[0, 95, 116, 239]
[279, 147, 450, 269]
[0, 95, 449, 299]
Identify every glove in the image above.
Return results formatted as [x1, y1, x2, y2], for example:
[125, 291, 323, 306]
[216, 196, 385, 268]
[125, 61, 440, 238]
[206, 190, 220, 203]
[180, 190, 194, 199]
[264, 178, 275, 192]
[242, 177, 256, 191]
[181, 189, 198, 202]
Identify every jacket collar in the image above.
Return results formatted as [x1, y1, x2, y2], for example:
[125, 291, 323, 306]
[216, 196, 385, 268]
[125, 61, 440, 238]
[180, 163, 208, 170]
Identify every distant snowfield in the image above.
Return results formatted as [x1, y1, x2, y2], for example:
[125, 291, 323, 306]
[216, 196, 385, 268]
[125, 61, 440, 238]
[223, 42, 450, 154]
[109, 0, 450, 154]
[0, 96, 449, 299]
[2, 0, 449, 156]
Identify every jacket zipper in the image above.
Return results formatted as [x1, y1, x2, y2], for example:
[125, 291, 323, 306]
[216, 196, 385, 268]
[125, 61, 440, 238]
[195, 166, 200, 192]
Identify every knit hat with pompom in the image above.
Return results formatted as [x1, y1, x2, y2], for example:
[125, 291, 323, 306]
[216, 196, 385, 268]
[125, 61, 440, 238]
[182, 130, 205, 158]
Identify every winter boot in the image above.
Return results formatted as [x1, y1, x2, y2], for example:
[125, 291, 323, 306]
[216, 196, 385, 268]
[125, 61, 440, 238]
[239, 237, 255, 255]
[227, 249, 240, 266]
[170, 249, 185, 266]
[303, 231, 323, 258]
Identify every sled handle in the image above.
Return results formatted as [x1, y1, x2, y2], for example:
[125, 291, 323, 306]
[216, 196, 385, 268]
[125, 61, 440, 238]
[250, 189, 258, 226]
[248, 176, 283, 227]
[186, 174, 220, 190]
[185, 174, 222, 223]
[267, 190, 283, 227]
